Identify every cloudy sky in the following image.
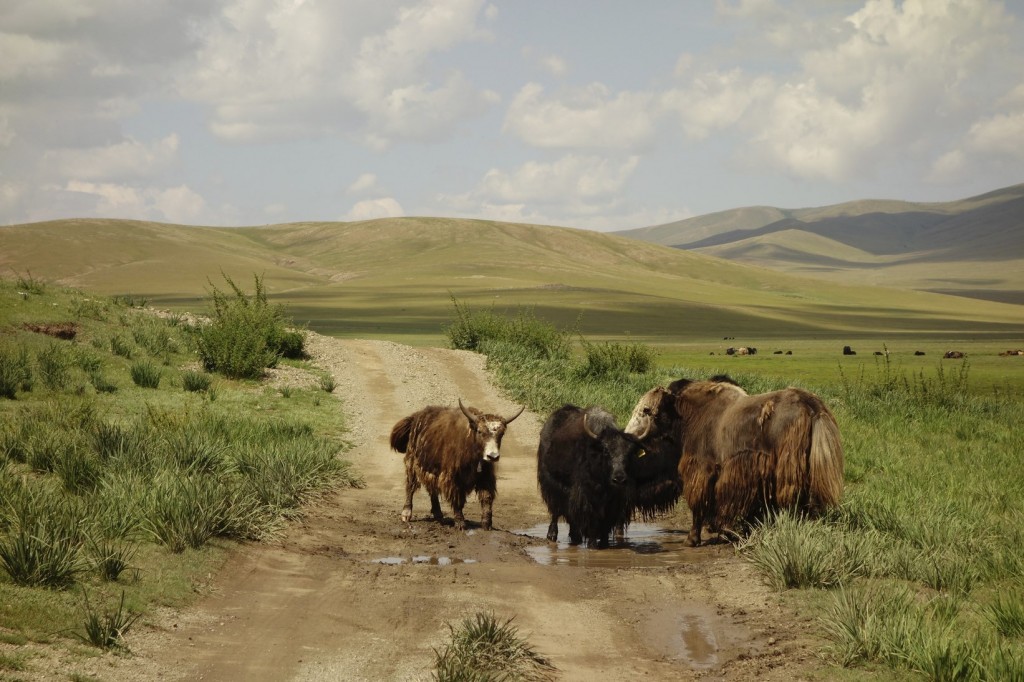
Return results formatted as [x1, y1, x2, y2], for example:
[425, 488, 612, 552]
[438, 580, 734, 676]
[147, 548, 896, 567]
[2, 0, 1023, 230]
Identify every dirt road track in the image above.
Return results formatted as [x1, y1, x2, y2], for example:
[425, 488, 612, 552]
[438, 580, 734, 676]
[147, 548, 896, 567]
[106, 334, 823, 681]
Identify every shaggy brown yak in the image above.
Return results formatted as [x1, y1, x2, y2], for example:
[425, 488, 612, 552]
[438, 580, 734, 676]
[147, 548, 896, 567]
[627, 376, 844, 546]
[390, 400, 524, 530]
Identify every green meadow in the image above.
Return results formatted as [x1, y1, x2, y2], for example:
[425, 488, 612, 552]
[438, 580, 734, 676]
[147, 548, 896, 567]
[2, 216, 1023, 679]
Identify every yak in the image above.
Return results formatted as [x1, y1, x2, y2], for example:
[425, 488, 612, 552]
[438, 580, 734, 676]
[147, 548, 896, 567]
[626, 376, 844, 546]
[390, 399, 524, 531]
[537, 404, 645, 548]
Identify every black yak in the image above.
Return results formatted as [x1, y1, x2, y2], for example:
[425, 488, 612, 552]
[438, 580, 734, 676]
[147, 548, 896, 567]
[626, 377, 843, 546]
[537, 405, 645, 548]
[390, 399, 524, 530]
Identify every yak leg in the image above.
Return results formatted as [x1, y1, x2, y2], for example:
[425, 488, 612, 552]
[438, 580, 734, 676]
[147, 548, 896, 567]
[546, 515, 559, 542]
[429, 492, 444, 522]
[478, 489, 494, 530]
[568, 523, 583, 546]
[451, 490, 468, 530]
[683, 458, 717, 547]
[401, 459, 420, 522]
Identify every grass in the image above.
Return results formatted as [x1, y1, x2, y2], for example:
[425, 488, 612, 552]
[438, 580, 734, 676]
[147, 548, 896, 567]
[432, 612, 556, 682]
[0, 276, 359, 661]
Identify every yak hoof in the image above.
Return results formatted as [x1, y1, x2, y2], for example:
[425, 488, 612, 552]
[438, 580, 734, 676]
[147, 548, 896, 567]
[401, 508, 413, 523]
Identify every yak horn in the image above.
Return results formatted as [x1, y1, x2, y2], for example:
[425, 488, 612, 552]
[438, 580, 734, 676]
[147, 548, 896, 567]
[505, 405, 526, 424]
[458, 399, 479, 427]
[582, 413, 599, 439]
[636, 418, 652, 441]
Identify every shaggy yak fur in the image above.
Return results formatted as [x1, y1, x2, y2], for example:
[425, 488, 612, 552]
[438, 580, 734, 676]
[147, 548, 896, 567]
[622, 382, 688, 521]
[626, 376, 844, 546]
[537, 404, 646, 548]
[390, 400, 523, 530]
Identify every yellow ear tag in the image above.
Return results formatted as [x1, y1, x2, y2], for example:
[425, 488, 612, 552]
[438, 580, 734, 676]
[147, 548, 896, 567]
[638, 449, 646, 458]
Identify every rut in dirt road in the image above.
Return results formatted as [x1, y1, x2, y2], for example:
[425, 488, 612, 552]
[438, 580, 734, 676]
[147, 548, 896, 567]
[106, 334, 823, 682]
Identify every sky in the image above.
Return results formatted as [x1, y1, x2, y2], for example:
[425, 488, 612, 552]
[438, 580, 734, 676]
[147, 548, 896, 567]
[1, 0, 1023, 231]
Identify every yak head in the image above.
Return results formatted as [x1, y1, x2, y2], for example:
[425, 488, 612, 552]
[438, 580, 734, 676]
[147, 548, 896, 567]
[583, 410, 643, 487]
[459, 399, 525, 463]
[625, 384, 687, 442]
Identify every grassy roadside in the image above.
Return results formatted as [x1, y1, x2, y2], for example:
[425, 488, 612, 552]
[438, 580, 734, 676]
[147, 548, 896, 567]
[446, 299, 1024, 681]
[0, 275, 359, 673]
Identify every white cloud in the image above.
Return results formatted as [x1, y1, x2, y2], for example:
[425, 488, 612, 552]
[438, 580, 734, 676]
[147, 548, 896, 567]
[504, 83, 657, 151]
[347, 173, 380, 195]
[180, 0, 496, 146]
[434, 154, 649, 228]
[345, 197, 405, 221]
[0, 31, 68, 79]
[735, 0, 1018, 181]
[965, 113, 1024, 158]
[43, 135, 179, 181]
[64, 180, 208, 224]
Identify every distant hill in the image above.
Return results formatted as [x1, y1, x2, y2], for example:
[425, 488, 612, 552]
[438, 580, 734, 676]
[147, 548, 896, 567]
[2, 215, 1022, 342]
[615, 184, 1024, 304]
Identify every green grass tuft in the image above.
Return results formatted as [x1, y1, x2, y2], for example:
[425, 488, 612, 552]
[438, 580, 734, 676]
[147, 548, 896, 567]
[432, 612, 556, 682]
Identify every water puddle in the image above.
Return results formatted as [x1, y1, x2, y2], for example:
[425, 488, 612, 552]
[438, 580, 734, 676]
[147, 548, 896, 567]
[517, 522, 709, 568]
[643, 605, 723, 669]
[372, 556, 477, 566]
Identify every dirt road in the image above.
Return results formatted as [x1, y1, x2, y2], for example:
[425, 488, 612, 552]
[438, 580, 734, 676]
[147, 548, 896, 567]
[109, 334, 823, 681]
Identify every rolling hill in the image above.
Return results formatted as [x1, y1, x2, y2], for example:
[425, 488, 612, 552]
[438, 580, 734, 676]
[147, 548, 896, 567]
[615, 184, 1024, 304]
[1, 216, 1022, 343]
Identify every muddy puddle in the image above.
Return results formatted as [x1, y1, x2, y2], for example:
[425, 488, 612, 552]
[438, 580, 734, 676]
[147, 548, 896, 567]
[517, 522, 719, 568]
[642, 603, 750, 669]
[372, 556, 478, 566]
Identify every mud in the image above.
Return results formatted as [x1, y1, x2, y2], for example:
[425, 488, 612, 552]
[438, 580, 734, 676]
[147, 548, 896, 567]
[85, 334, 824, 682]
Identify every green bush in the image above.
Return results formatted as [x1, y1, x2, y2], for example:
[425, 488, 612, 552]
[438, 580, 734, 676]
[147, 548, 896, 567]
[574, 340, 657, 379]
[193, 274, 291, 379]
[445, 298, 569, 361]
[77, 590, 141, 650]
[278, 330, 306, 360]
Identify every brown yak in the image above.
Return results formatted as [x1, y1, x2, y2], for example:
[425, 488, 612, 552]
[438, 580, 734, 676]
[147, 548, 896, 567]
[390, 400, 524, 530]
[626, 376, 844, 546]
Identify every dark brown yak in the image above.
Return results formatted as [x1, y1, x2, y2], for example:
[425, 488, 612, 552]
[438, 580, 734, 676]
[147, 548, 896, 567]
[626, 376, 844, 546]
[390, 400, 524, 530]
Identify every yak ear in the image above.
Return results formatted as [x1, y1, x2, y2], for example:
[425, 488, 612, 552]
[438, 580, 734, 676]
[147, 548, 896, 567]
[458, 399, 479, 427]
[582, 413, 600, 439]
[505, 405, 526, 424]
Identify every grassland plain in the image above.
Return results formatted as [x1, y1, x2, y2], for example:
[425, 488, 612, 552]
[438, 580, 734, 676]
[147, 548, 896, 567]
[1, 217, 1022, 346]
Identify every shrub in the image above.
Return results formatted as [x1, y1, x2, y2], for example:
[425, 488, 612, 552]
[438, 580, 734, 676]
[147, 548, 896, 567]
[317, 373, 336, 393]
[278, 330, 306, 360]
[129, 360, 161, 388]
[14, 270, 45, 295]
[446, 297, 570, 361]
[193, 273, 291, 379]
[574, 340, 657, 379]
[88, 370, 118, 393]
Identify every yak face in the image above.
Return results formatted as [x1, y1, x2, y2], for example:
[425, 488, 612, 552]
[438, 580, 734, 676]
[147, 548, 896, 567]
[583, 411, 643, 488]
[459, 399, 525, 463]
[625, 386, 675, 439]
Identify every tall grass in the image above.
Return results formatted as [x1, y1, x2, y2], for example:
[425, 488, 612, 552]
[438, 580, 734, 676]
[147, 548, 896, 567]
[432, 612, 556, 682]
[444, 298, 657, 421]
[0, 340, 33, 399]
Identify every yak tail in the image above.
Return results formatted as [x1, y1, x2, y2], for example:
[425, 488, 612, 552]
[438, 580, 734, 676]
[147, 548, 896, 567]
[808, 412, 844, 512]
[390, 416, 413, 453]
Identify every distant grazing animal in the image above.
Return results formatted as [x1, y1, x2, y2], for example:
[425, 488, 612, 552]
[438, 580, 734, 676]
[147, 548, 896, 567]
[390, 400, 524, 530]
[537, 405, 645, 548]
[915, 351, 926, 356]
[843, 346, 856, 355]
[944, 350, 965, 359]
[1000, 349, 1024, 356]
[626, 376, 844, 546]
